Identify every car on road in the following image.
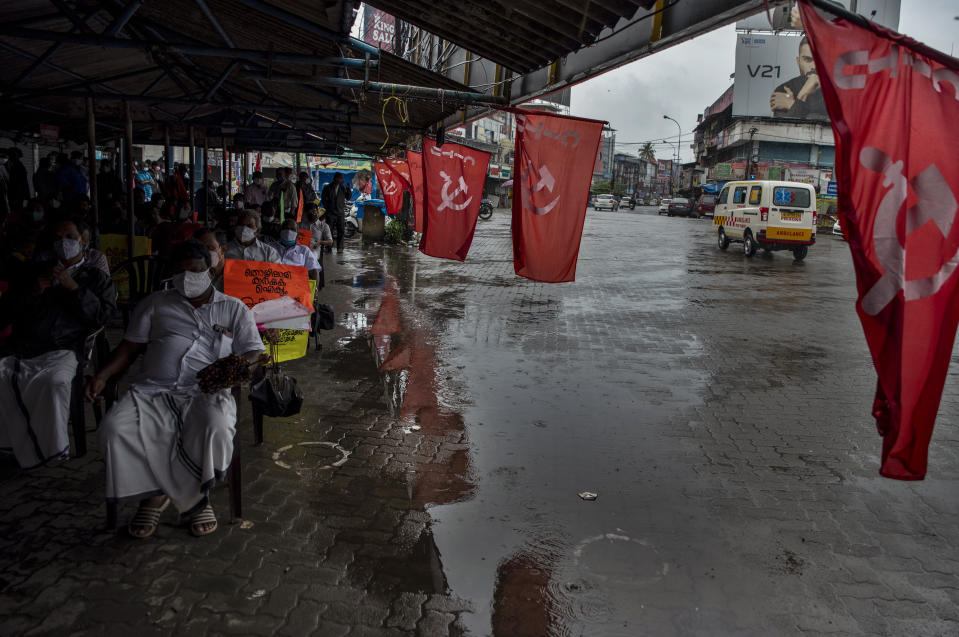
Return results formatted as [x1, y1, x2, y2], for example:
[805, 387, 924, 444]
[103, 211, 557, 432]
[657, 198, 671, 215]
[620, 194, 636, 210]
[833, 220, 844, 239]
[667, 197, 694, 217]
[714, 180, 818, 261]
[593, 194, 618, 211]
[696, 195, 716, 217]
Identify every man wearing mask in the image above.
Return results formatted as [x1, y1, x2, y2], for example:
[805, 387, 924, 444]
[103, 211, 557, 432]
[224, 210, 280, 263]
[258, 201, 281, 245]
[299, 203, 333, 288]
[0, 220, 117, 468]
[296, 172, 317, 209]
[267, 167, 297, 219]
[320, 172, 352, 253]
[89, 239, 264, 538]
[134, 160, 155, 203]
[244, 171, 267, 206]
[193, 228, 228, 291]
[276, 218, 321, 280]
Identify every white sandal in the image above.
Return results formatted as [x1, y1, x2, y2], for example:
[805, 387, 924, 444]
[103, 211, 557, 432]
[128, 497, 170, 538]
[190, 504, 218, 537]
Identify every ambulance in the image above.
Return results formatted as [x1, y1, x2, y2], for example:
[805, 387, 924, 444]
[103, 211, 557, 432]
[713, 180, 818, 260]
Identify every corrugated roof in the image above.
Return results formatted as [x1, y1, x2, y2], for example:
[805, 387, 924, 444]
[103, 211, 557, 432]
[365, 0, 658, 73]
[0, 0, 479, 154]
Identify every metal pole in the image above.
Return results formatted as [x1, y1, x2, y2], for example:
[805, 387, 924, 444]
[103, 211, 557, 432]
[124, 101, 135, 259]
[164, 124, 173, 182]
[223, 141, 229, 209]
[295, 152, 301, 175]
[86, 96, 99, 248]
[188, 124, 195, 201]
[201, 141, 209, 224]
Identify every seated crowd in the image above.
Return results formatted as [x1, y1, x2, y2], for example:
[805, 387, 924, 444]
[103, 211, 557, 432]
[0, 148, 338, 537]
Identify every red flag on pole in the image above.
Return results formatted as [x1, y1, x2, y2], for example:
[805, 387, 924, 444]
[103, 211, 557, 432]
[800, 0, 959, 479]
[419, 138, 491, 261]
[374, 161, 405, 215]
[254, 152, 261, 172]
[406, 151, 425, 233]
[385, 158, 412, 189]
[512, 109, 606, 282]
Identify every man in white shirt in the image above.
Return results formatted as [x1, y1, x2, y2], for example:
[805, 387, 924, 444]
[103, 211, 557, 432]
[276, 218, 321, 280]
[89, 240, 265, 538]
[243, 171, 267, 206]
[224, 210, 280, 263]
[298, 203, 333, 288]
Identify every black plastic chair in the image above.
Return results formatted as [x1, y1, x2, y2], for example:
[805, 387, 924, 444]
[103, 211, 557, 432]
[69, 328, 111, 458]
[111, 255, 166, 326]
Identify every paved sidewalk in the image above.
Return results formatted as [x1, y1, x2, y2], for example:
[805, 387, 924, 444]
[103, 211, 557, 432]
[2, 208, 958, 636]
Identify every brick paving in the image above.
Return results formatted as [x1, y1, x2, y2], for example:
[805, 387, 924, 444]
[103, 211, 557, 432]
[1, 208, 958, 636]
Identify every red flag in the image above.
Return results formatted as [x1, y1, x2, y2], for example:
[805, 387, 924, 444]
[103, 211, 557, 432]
[385, 158, 412, 189]
[512, 109, 605, 282]
[254, 152, 261, 172]
[406, 151, 425, 233]
[374, 161, 404, 215]
[800, 0, 959, 479]
[419, 138, 491, 261]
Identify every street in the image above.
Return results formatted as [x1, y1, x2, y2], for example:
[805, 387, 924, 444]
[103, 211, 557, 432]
[2, 207, 958, 636]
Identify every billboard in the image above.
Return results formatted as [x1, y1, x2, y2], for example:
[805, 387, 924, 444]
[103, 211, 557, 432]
[736, 1, 900, 32]
[733, 33, 829, 121]
[363, 7, 395, 52]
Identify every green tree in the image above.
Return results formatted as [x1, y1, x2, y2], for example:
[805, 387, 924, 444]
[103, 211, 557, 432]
[639, 142, 656, 163]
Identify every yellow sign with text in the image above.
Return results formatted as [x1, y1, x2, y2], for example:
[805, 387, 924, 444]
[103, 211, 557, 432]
[260, 280, 317, 363]
[100, 234, 152, 301]
[766, 227, 812, 241]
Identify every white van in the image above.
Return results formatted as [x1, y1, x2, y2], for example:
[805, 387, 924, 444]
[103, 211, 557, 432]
[713, 180, 818, 260]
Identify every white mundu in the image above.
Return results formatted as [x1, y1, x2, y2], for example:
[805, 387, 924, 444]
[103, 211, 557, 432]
[99, 290, 264, 516]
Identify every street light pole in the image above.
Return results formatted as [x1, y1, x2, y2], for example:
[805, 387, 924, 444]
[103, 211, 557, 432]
[663, 115, 681, 195]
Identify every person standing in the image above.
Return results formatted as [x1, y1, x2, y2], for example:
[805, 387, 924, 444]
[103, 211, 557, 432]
[321, 172, 351, 253]
[33, 157, 60, 209]
[267, 167, 297, 220]
[296, 172, 317, 209]
[96, 159, 123, 212]
[6, 148, 30, 216]
[244, 171, 267, 207]
[298, 203, 332, 288]
[134, 161, 156, 203]
[58, 152, 89, 205]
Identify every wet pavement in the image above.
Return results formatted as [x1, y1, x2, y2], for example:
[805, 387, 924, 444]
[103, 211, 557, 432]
[2, 206, 959, 636]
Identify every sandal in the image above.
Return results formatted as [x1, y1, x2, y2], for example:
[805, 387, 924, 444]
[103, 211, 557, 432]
[190, 504, 218, 537]
[128, 497, 170, 538]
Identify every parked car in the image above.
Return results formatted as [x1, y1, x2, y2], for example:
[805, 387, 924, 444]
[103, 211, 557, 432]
[696, 195, 717, 217]
[620, 194, 636, 210]
[713, 180, 817, 260]
[657, 198, 671, 215]
[667, 197, 693, 217]
[833, 220, 844, 238]
[593, 194, 618, 211]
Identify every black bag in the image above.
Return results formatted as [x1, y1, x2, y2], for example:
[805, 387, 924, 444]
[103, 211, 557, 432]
[315, 304, 335, 330]
[249, 372, 303, 417]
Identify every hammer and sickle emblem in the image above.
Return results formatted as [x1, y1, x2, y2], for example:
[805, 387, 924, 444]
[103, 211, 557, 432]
[437, 170, 473, 211]
[858, 146, 959, 315]
[522, 159, 560, 216]
[382, 181, 399, 196]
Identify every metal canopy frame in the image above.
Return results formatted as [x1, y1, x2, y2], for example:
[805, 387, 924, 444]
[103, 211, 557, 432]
[0, 0, 498, 154]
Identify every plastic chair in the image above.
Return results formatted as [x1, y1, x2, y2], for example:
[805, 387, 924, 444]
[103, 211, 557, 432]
[111, 255, 166, 326]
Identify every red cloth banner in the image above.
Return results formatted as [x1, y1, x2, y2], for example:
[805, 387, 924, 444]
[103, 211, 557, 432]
[800, 0, 959, 479]
[406, 151, 425, 233]
[511, 109, 605, 282]
[374, 161, 404, 215]
[385, 158, 412, 189]
[419, 139, 491, 261]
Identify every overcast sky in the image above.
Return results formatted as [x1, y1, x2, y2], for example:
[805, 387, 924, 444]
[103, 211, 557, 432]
[569, 0, 959, 164]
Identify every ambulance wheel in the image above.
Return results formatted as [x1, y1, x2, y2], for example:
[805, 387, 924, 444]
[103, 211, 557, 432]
[793, 245, 808, 261]
[743, 232, 757, 257]
[717, 228, 730, 250]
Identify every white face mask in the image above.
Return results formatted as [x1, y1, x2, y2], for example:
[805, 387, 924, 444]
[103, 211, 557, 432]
[54, 238, 82, 262]
[172, 270, 212, 299]
[209, 250, 220, 268]
[279, 229, 298, 245]
[235, 226, 256, 243]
